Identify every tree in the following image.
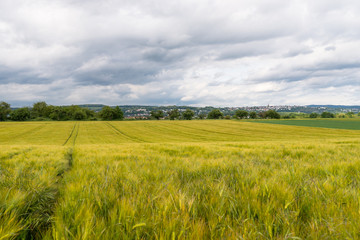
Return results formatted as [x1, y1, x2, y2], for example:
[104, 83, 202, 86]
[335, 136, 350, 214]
[235, 110, 248, 119]
[10, 107, 31, 121]
[168, 109, 180, 120]
[113, 106, 124, 120]
[198, 112, 207, 119]
[309, 113, 319, 118]
[321, 112, 335, 118]
[49, 106, 65, 120]
[346, 112, 354, 118]
[73, 110, 87, 120]
[32, 101, 49, 118]
[207, 109, 223, 119]
[99, 106, 123, 120]
[150, 110, 164, 120]
[249, 111, 257, 119]
[264, 110, 280, 119]
[182, 109, 194, 120]
[0, 101, 11, 121]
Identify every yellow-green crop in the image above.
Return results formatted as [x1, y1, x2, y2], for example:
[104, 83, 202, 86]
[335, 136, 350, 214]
[1, 120, 360, 239]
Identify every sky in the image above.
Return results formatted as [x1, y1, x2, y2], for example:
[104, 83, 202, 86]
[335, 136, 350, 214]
[1, 0, 360, 107]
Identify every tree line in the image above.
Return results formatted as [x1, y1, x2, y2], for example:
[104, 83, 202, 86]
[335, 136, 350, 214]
[0, 101, 123, 121]
[1, 101, 357, 121]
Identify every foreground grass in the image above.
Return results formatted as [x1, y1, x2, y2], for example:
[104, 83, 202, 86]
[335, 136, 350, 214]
[1, 121, 360, 239]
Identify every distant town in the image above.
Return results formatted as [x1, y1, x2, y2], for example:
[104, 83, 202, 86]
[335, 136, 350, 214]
[78, 104, 360, 119]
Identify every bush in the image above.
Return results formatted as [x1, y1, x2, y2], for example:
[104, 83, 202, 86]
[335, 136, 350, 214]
[249, 111, 257, 119]
[235, 110, 248, 119]
[10, 107, 31, 121]
[182, 109, 195, 120]
[321, 112, 335, 118]
[309, 113, 318, 118]
[264, 110, 280, 119]
[207, 109, 223, 119]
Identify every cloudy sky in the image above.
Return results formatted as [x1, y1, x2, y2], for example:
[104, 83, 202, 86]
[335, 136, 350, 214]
[1, 0, 360, 107]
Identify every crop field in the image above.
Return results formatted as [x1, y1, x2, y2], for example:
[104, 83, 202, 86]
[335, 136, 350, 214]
[255, 119, 360, 130]
[1, 120, 360, 239]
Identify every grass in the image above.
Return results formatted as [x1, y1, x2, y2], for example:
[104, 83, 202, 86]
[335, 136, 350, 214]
[1, 120, 360, 239]
[254, 118, 360, 130]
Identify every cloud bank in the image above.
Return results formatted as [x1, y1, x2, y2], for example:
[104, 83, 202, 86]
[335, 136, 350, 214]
[1, 0, 360, 106]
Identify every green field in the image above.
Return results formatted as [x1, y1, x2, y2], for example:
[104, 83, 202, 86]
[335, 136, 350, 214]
[255, 119, 360, 130]
[1, 120, 360, 239]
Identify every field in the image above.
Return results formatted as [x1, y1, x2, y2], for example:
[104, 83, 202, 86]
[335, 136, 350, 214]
[1, 120, 360, 239]
[255, 118, 360, 130]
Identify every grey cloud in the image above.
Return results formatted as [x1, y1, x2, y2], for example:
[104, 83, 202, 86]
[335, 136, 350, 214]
[1, 0, 360, 106]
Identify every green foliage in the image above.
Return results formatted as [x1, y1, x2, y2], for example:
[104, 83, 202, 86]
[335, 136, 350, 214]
[182, 109, 195, 120]
[235, 110, 248, 119]
[32, 101, 49, 118]
[99, 106, 124, 120]
[207, 109, 223, 119]
[309, 112, 319, 118]
[197, 112, 207, 119]
[321, 112, 335, 118]
[0, 101, 11, 121]
[150, 110, 164, 120]
[10, 107, 31, 121]
[264, 110, 281, 119]
[346, 112, 354, 118]
[249, 111, 257, 119]
[168, 109, 180, 120]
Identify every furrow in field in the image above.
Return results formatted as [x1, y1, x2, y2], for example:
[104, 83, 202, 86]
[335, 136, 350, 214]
[105, 122, 147, 143]
[63, 123, 77, 146]
[0, 147, 73, 239]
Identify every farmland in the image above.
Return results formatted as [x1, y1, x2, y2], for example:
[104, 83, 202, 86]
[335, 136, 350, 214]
[255, 119, 360, 130]
[1, 120, 360, 239]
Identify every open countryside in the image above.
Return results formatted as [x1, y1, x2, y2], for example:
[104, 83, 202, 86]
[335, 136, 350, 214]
[1, 120, 360, 239]
[255, 119, 360, 130]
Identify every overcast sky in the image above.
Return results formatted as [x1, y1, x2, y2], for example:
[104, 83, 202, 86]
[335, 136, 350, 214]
[1, 0, 360, 107]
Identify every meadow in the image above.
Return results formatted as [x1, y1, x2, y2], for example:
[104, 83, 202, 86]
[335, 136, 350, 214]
[255, 118, 360, 130]
[1, 120, 360, 239]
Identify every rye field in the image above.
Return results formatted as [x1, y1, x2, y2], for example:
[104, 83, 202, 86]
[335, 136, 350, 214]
[1, 120, 360, 239]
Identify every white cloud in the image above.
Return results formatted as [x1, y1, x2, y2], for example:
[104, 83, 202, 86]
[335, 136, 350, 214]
[1, 0, 360, 106]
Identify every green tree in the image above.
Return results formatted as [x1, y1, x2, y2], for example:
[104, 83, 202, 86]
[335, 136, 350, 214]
[321, 112, 335, 118]
[264, 110, 280, 119]
[168, 109, 180, 120]
[49, 106, 68, 121]
[309, 113, 319, 118]
[0, 101, 11, 121]
[207, 109, 223, 119]
[249, 111, 257, 119]
[113, 106, 124, 120]
[10, 107, 31, 121]
[32, 101, 49, 118]
[150, 110, 164, 120]
[346, 112, 354, 118]
[73, 110, 87, 120]
[198, 112, 207, 119]
[182, 109, 195, 120]
[235, 110, 248, 119]
[99, 106, 116, 120]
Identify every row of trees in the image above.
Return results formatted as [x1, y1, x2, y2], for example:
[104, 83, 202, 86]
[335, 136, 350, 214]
[0, 101, 124, 121]
[2, 101, 358, 121]
[151, 109, 283, 120]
